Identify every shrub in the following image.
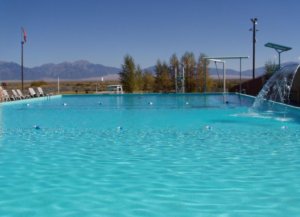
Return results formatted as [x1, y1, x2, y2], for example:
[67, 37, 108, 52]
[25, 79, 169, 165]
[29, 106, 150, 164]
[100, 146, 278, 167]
[31, 80, 48, 87]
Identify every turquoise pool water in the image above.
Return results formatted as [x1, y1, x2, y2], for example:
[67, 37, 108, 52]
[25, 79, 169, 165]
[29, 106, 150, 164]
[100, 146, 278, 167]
[0, 94, 300, 217]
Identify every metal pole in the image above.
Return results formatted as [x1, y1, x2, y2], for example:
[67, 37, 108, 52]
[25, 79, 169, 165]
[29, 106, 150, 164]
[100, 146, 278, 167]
[252, 22, 255, 79]
[182, 65, 185, 93]
[175, 66, 178, 93]
[223, 62, 227, 103]
[58, 76, 60, 94]
[21, 41, 24, 91]
[239, 58, 242, 93]
[278, 51, 281, 69]
[251, 18, 257, 79]
[223, 62, 226, 93]
[203, 59, 206, 93]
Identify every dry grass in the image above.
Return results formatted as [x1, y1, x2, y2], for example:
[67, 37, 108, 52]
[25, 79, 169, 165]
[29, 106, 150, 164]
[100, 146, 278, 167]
[1, 79, 249, 96]
[1, 80, 120, 95]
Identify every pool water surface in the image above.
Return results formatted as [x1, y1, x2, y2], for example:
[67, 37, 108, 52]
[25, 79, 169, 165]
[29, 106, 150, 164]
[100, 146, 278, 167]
[0, 94, 300, 217]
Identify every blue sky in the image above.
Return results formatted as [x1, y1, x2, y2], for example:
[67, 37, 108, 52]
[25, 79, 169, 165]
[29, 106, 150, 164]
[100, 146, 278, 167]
[1, 0, 300, 71]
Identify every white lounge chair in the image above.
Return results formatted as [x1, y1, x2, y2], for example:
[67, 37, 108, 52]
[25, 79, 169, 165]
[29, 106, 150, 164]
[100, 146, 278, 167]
[17, 89, 29, 99]
[28, 87, 38, 97]
[12, 89, 21, 100]
[0, 86, 3, 101]
[37, 87, 45, 96]
[2, 90, 14, 101]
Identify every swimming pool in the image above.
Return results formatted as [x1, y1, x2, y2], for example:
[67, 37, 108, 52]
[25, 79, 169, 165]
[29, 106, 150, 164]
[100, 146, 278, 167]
[0, 93, 300, 216]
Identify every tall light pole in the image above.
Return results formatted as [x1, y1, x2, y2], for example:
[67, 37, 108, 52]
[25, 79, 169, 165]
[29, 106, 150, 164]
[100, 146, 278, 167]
[250, 18, 258, 79]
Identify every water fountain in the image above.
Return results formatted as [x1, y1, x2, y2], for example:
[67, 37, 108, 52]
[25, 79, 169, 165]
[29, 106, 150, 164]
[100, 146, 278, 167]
[252, 63, 300, 113]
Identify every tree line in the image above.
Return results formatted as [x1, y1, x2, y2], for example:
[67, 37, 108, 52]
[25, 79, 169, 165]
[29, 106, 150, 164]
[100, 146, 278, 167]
[119, 52, 215, 93]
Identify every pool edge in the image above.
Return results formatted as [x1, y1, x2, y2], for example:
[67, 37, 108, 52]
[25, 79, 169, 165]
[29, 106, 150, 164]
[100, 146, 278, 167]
[0, 95, 62, 106]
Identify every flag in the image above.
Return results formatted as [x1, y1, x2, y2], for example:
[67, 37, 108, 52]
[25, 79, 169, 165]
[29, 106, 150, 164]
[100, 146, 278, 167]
[21, 27, 27, 43]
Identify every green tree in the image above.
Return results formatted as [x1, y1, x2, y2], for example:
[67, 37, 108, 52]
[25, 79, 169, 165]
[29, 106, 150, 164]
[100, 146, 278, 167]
[265, 60, 278, 77]
[196, 53, 213, 92]
[119, 55, 137, 93]
[181, 52, 196, 92]
[155, 60, 173, 92]
[142, 71, 155, 92]
[135, 65, 144, 92]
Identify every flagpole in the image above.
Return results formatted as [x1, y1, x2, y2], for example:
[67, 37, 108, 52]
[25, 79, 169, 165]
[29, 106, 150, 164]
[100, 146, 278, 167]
[20, 27, 26, 92]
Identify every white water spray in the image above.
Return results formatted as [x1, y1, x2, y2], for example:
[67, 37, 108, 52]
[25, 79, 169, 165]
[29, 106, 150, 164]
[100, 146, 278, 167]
[252, 64, 299, 112]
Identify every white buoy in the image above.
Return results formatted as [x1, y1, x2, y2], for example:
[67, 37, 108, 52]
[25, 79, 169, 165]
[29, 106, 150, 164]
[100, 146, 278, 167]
[185, 102, 189, 105]
[33, 125, 40, 130]
[26, 103, 30, 107]
[117, 126, 123, 131]
[281, 126, 288, 130]
[149, 102, 153, 105]
[204, 125, 212, 130]
[63, 103, 67, 106]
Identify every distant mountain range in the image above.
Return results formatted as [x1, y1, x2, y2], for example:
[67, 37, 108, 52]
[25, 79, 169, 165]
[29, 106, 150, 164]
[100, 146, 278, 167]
[0, 60, 293, 81]
[0, 60, 120, 81]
